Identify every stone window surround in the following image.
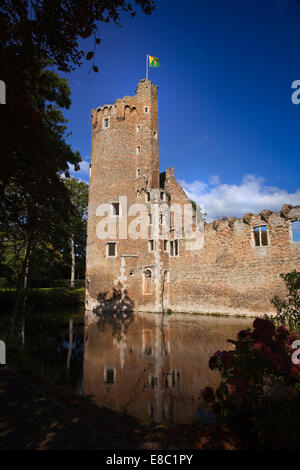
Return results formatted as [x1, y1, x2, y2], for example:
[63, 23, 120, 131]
[102, 117, 110, 129]
[170, 239, 179, 257]
[253, 225, 269, 247]
[144, 106, 150, 113]
[106, 242, 118, 258]
[143, 268, 153, 296]
[289, 220, 300, 244]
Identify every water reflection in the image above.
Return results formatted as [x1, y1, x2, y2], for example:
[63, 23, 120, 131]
[84, 313, 251, 424]
[0, 312, 84, 392]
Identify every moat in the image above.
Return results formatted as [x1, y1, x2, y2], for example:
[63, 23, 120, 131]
[6, 311, 251, 424]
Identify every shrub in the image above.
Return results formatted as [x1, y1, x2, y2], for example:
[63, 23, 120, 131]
[0, 287, 84, 314]
[201, 318, 300, 448]
[270, 270, 300, 332]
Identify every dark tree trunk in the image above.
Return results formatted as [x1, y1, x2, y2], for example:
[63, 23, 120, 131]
[10, 239, 32, 337]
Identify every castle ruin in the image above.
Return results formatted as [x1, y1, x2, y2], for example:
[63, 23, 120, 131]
[86, 79, 300, 316]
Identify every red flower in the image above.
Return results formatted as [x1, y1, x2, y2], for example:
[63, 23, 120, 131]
[221, 351, 235, 368]
[276, 325, 290, 338]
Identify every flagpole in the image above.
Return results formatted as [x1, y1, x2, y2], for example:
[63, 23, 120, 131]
[146, 54, 148, 80]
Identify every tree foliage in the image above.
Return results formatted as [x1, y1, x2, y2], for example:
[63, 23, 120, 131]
[0, 0, 154, 315]
[271, 270, 300, 332]
[0, 0, 155, 72]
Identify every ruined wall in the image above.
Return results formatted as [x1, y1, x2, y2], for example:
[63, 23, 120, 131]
[165, 174, 300, 314]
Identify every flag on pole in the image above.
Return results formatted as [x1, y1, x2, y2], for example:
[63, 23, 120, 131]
[149, 55, 160, 67]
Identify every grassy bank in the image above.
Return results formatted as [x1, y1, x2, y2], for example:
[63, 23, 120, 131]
[0, 287, 85, 313]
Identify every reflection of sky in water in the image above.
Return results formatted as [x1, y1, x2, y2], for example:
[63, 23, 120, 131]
[292, 221, 300, 242]
[196, 407, 217, 425]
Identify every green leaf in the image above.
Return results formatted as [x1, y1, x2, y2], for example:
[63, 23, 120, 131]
[86, 51, 94, 60]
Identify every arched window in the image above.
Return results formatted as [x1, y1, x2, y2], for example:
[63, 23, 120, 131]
[143, 269, 153, 295]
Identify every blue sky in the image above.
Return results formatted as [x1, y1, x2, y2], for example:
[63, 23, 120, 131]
[63, 0, 300, 224]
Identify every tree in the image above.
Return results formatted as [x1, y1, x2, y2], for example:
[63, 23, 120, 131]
[0, 0, 154, 204]
[0, 0, 154, 327]
[63, 178, 88, 288]
[0, 0, 155, 192]
[0, 1, 155, 72]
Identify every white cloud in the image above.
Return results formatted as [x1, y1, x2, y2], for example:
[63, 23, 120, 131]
[78, 160, 90, 174]
[179, 174, 300, 220]
[209, 174, 220, 186]
[68, 157, 90, 175]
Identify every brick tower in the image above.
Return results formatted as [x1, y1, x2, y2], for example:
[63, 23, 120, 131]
[86, 79, 169, 313]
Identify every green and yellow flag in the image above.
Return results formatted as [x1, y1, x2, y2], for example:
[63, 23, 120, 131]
[149, 55, 160, 67]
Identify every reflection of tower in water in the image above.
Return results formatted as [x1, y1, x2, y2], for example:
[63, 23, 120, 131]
[83, 313, 243, 424]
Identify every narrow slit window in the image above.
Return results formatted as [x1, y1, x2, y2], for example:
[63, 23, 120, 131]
[136, 125, 141, 132]
[254, 226, 268, 246]
[291, 221, 300, 242]
[144, 106, 149, 113]
[147, 192, 151, 202]
[111, 202, 120, 216]
[148, 214, 153, 225]
[136, 168, 141, 177]
[103, 118, 109, 128]
[148, 240, 154, 252]
[136, 146, 141, 155]
[170, 240, 174, 257]
[149, 404, 154, 418]
[105, 368, 115, 384]
[163, 240, 168, 252]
